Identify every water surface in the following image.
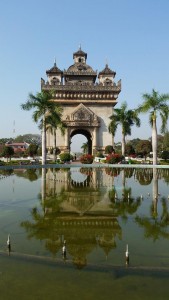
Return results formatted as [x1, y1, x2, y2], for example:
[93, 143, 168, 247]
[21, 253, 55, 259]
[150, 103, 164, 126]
[0, 166, 169, 299]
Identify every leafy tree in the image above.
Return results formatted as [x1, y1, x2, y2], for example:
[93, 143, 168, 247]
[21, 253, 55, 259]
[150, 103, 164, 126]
[137, 89, 169, 164]
[135, 140, 152, 160]
[21, 91, 59, 164]
[0, 138, 13, 144]
[2, 146, 14, 161]
[161, 151, 169, 160]
[13, 135, 25, 143]
[127, 138, 141, 154]
[26, 143, 38, 158]
[14, 134, 41, 145]
[125, 143, 135, 156]
[105, 145, 115, 154]
[109, 102, 141, 156]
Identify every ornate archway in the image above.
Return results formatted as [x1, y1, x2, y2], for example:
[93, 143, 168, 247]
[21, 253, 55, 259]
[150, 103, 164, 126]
[64, 103, 100, 155]
[42, 48, 121, 154]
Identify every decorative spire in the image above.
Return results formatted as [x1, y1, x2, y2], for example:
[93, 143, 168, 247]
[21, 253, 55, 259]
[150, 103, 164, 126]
[54, 57, 56, 67]
[79, 43, 81, 50]
[105, 57, 108, 67]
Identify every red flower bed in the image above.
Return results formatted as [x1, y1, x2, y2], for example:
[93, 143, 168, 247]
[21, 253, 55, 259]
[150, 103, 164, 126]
[106, 153, 123, 164]
[80, 154, 94, 164]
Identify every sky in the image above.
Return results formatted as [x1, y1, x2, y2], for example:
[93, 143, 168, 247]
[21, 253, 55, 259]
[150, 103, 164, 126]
[0, 0, 169, 152]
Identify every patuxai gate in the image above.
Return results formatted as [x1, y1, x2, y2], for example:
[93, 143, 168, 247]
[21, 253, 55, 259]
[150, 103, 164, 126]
[41, 47, 121, 154]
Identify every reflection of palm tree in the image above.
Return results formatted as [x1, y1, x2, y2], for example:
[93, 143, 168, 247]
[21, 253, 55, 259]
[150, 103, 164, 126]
[123, 168, 134, 179]
[160, 197, 169, 224]
[135, 169, 169, 241]
[108, 168, 141, 221]
[105, 167, 120, 177]
[135, 169, 153, 185]
[152, 168, 158, 217]
[163, 169, 169, 185]
[135, 211, 169, 242]
[109, 186, 141, 221]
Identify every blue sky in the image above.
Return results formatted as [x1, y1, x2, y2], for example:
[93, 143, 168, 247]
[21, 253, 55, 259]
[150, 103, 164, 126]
[0, 0, 169, 151]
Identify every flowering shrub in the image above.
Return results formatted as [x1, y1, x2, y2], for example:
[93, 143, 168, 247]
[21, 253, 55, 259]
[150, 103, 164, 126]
[106, 153, 123, 164]
[80, 154, 94, 164]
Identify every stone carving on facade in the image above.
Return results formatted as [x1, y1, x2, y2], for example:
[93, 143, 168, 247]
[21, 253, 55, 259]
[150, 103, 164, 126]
[64, 104, 99, 128]
[51, 77, 60, 85]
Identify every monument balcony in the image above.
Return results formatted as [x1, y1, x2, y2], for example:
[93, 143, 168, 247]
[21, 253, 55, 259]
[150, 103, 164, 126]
[41, 79, 121, 92]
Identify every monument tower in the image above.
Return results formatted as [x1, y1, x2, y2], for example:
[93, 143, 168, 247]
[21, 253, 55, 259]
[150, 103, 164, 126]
[41, 47, 121, 154]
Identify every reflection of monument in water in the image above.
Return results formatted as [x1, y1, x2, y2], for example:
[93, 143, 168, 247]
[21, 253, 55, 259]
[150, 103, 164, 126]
[42, 167, 122, 268]
[45, 167, 118, 214]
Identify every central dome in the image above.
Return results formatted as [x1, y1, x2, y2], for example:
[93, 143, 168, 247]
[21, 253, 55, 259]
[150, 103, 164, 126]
[67, 62, 95, 73]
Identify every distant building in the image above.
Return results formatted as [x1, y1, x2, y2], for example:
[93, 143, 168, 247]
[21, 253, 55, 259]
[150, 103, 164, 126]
[5, 142, 29, 153]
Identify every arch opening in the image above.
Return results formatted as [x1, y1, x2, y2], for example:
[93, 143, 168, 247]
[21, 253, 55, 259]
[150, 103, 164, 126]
[70, 129, 92, 155]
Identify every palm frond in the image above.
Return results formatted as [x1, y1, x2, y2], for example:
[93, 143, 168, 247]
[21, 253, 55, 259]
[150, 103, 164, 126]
[108, 121, 118, 135]
[160, 112, 168, 134]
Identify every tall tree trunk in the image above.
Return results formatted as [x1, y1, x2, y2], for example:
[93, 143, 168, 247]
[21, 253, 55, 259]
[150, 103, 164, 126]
[112, 135, 115, 148]
[121, 131, 125, 157]
[42, 115, 46, 165]
[53, 129, 56, 162]
[152, 115, 157, 165]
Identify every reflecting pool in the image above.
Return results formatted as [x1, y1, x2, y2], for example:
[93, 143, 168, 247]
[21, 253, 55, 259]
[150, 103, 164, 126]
[0, 166, 169, 299]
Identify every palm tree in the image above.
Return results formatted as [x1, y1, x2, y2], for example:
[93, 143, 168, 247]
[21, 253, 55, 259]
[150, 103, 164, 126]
[45, 110, 66, 161]
[109, 102, 141, 156]
[81, 142, 88, 154]
[138, 89, 169, 165]
[21, 90, 57, 164]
